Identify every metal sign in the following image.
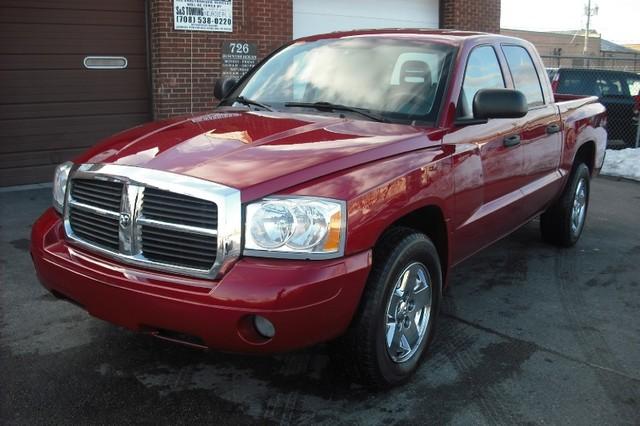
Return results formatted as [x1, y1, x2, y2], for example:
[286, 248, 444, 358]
[174, 0, 232, 32]
[221, 41, 258, 79]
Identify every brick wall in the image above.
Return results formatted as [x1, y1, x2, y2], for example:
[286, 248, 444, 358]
[149, 0, 292, 119]
[440, 0, 501, 33]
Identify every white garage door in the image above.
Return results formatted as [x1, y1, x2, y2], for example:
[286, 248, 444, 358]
[293, 0, 439, 38]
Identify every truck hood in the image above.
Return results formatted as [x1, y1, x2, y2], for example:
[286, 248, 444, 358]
[77, 109, 442, 200]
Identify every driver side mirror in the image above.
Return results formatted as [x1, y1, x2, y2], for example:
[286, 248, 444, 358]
[214, 77, 237, 100]
[473, 88, 528, 119]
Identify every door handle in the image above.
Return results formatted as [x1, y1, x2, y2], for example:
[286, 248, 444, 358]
[546, 123, 561, 134]
[503, 134, 521, 147]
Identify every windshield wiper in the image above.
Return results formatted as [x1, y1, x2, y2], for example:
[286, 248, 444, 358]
[231, 96, 274, 111]
[284, 101, 387, 123]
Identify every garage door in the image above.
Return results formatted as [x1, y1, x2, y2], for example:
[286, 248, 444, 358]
[293, 0, 439, 39]
[0, 0, 151, 186]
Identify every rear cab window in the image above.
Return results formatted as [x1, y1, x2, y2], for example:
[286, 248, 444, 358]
[502, 45, 545, 107]
[556, 71, 596, 95]
[458, 45, 505, 118]
[557, 71, 640, 98]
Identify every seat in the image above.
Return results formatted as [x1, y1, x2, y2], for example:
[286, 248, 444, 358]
[388, 60, 433, 115]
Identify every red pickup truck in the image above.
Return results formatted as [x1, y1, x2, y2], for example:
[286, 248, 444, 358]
[31, 30, 606, 388]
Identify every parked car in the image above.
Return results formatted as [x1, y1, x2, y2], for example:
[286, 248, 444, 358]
[551, 68, 639, 147]
[31, 30, 607, 388]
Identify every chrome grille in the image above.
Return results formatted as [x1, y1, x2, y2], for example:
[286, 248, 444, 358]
[62, 164, 241, 280]
[142, 188, 218, 228]
[71, 179, 122, 211]
[141, 225, 217, 269]
[69, 179, 122, 251]
[141, 188, 218, 270]
[69, 208, 120, 251]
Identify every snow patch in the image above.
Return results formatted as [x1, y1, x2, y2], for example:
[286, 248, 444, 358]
[601, 148, 640, 182]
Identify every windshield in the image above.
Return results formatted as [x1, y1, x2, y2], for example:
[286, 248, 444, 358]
[223, 38, 455, 124]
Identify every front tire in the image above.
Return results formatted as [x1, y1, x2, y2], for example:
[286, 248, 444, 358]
[540, 162, 591, 247]
[338, 227, 442, 388]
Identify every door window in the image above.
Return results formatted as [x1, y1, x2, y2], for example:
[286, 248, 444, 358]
[502, 45, 545, 107]
[459, 46, 505, 118]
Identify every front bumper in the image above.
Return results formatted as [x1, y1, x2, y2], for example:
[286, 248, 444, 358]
[31, 208, 371, 353]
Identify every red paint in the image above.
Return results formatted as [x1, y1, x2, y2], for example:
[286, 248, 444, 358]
[31, 30, 606, 353]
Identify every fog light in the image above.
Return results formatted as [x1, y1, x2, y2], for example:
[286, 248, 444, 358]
[253, 315, 275, 339]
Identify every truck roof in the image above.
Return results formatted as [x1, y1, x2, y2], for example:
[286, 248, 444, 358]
[296, 28, 523, 46]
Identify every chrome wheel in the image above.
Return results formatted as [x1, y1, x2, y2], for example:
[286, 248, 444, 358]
[385, 262, 432, 363]
[571, 177, 587, 236]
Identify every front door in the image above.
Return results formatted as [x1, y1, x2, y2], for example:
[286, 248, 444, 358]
[446, 45, 526, 263]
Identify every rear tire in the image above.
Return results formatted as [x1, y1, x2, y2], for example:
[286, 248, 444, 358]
[540, 163, 590, 247]
[336, 227, 442, 389]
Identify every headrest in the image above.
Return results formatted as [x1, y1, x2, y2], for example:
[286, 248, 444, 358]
[400, 61, 431, 86]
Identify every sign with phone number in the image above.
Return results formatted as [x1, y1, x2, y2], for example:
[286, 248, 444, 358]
[174, 0, 232, 32]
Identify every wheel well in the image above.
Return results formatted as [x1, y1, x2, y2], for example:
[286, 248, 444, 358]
[387, 205, 448, 277]
[575, 141, 595, 175]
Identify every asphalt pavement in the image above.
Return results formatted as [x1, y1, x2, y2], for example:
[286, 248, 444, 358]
[1, 177, 639, 425]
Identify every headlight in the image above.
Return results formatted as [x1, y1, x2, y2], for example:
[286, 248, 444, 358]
[244, 197, 345, 259]
[52, 161, 73, 214]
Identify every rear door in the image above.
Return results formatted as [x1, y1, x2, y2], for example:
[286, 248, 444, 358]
[501, 44, 562, 215]
[0, 1, 151, 186]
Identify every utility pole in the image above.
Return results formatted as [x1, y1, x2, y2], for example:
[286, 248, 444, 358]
[583, 0, 599, 56]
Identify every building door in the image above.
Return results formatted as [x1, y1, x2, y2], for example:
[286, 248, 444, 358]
[0, 0, 151, 186]
[293, 0, 439, 39]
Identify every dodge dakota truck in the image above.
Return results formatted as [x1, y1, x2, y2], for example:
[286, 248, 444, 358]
[31, 30, 607, 388]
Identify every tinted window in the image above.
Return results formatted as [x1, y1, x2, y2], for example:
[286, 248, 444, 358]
[628, 77, 640, 96]
[557, 71, 639, 98]
[596, 76, 624, 96]
[557, 72, 596, 96]
[459, 46, 505, 118]
[502, 45, 544, 106]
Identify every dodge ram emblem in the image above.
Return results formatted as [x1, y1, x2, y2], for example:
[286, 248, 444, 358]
[119, 213, 131, 227]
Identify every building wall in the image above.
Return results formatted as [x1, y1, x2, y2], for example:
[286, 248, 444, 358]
[149, 0, 501, 120]
[440, 0, 500, 33]
[149, 0, 292, 119]
[501, 28, 640, 71]
[501, 28, 600, 58]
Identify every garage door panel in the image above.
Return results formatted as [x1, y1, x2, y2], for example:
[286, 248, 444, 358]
[0, 70, 149, 104]
[293, 0, 439, 38]
[0, 54, 147, 71]
[0, 126, 148, 155]
[1, 114, 151, 139]
[1, 1, 144, 13]
[0, 8, 144, 27]
[0, 24, 146, 55]
[0, 148, 87, 169]
[0, 99, 149, 121]
[1, 164, 62, 186]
